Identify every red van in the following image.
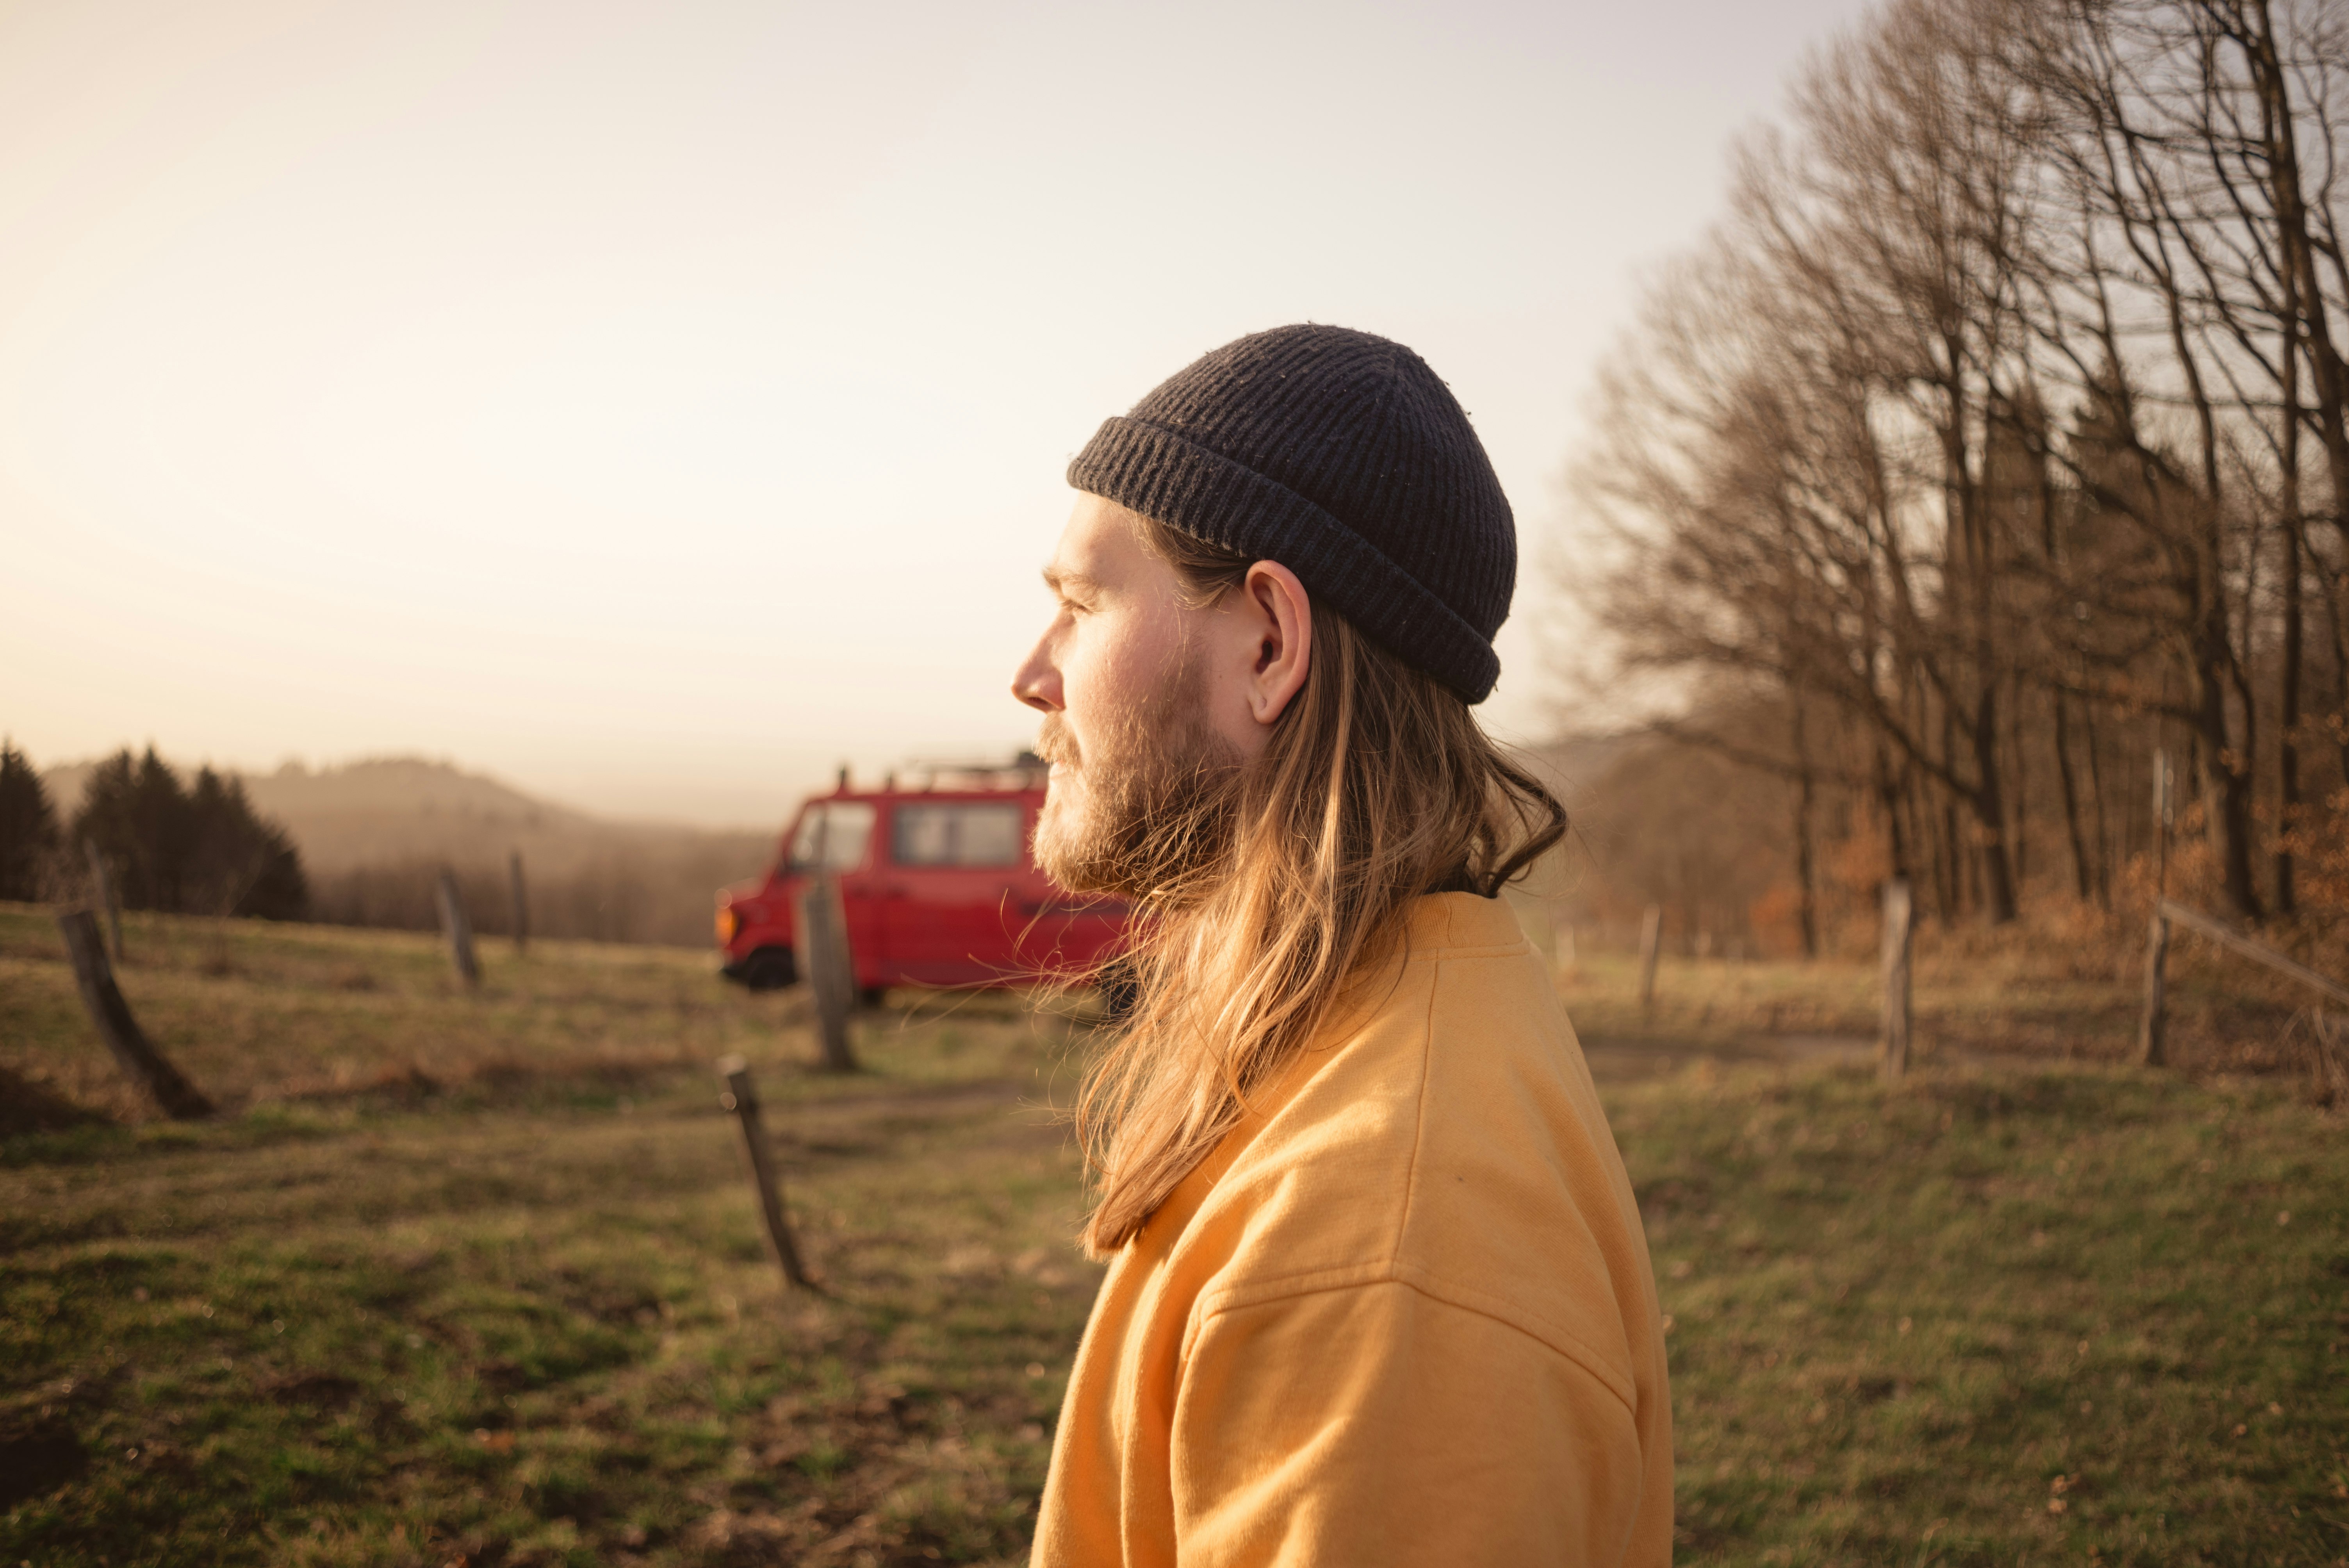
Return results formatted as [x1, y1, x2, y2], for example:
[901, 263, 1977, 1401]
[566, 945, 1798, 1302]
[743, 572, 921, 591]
[715, 766, 1129, 994]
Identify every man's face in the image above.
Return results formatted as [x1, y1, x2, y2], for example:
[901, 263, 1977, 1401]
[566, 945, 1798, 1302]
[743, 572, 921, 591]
[1011, 495, 1257, 894]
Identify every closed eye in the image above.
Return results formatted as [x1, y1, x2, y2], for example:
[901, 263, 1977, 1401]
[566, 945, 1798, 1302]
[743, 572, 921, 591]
[1043, 566, 1101, 613]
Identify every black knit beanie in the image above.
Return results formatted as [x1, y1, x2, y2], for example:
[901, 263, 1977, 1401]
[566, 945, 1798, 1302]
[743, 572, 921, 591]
[1066, 324, 1514, 703]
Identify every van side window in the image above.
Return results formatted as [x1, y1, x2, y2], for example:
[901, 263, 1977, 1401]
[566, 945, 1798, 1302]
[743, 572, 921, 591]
[786, 803, 877, 871]
[891, 804, 1024, 867]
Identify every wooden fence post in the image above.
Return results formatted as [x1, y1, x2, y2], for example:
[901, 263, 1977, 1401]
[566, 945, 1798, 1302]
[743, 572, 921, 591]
[1879, 878, 1913, 1082]
[797, 872, 858, 1071]
[2136, 909, 2170, 1067]
[83, 839, 123, 962]
[508, 852, 529, 956]
[717, 1056, 819, 1292]
[55, 909, 211, 1119]
[2152, 749, 2172, 898]
[1637, 904, 1662, 1012]
[2312, 1010, 2347, 1105]
[435, 869, 480, 987]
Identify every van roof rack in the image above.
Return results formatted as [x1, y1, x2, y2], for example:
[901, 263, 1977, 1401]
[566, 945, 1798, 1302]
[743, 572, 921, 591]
[889, 753, 1048, 792]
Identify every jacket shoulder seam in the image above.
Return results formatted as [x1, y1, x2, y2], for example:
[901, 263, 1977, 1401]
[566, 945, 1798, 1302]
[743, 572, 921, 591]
[1387, 961, 1442, 1271]
[1191, 1266, 1638, 1416]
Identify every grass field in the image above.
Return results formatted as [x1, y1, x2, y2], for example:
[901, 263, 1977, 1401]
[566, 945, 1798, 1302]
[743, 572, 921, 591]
[1557, 913, 2333, 1077]
[3, 903, 2345, 1566]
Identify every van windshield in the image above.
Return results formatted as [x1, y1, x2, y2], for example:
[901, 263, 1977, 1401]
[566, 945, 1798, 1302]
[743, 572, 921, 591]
[785, 802, 876, 871]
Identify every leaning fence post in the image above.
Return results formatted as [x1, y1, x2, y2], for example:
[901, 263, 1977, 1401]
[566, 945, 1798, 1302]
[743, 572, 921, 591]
[1637, 904, 1663, 1012]
[1879, 878, 1913, 1082]
[717, 1056, 819, 1292]
[508, 851, 529, 956]
[796, 872, 859, 1071]
[2136, 909, 2170, 1067]
[435, 869, 480, 987]
[55, 909, 211, 1119]
[83, 839, 123, 962]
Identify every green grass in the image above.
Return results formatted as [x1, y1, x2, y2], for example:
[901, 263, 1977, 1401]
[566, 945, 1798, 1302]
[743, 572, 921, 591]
[2, 1085, 1095, 1568]
[0, 904, 1054, 1124]
[3, 904, 2344, 1565]
[1618, 1063, 2347, 1566]
[1, 905, 1098, 1566]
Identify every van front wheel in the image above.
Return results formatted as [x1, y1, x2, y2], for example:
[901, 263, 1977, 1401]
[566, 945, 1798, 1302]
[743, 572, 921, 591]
[740, 947, 797, 992]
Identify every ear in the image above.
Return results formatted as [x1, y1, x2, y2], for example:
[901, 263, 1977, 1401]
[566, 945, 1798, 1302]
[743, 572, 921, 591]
[1241, 560, 1313, 726]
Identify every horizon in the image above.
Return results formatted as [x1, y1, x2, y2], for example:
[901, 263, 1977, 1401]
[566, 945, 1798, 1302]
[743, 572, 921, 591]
[0, 0, 1874, 826]
[28, 745, 763, 834]
[22, 725, 1631, 837]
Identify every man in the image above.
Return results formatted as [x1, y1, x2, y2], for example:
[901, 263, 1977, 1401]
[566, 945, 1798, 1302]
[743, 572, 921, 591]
[1013, 324, 1671, 1565]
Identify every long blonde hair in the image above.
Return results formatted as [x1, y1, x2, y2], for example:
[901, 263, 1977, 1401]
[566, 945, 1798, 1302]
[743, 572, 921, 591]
[1074, 515, 1567, 1254]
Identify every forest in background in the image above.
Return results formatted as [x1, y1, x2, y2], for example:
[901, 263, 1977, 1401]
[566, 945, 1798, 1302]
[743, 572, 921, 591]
[0, 742, 307, 921]
[5, 748, 776, 950]
[1561, 0, 2349, 968]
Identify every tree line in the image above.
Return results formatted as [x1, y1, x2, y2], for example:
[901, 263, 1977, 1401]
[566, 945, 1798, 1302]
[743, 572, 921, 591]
[1, 743, 773, 948]
[0, 743, 307, 919]
[1575, 0, 2349, 944]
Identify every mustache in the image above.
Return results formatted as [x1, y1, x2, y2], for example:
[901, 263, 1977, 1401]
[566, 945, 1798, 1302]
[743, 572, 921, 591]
[1035, 716, 1079, 768]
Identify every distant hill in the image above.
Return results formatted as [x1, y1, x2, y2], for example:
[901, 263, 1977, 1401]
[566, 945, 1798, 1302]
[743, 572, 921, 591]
[42, 756, 778, 948]
[48, 757, 603, 873]
[34, 739, 1670, 953]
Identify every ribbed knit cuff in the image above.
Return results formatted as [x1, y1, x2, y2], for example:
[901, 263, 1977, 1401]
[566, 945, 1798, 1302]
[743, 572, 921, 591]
[1069, 415, 1501, 702]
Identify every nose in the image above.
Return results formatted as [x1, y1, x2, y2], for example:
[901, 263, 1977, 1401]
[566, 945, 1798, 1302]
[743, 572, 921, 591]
[1012, 631, 1062, 714]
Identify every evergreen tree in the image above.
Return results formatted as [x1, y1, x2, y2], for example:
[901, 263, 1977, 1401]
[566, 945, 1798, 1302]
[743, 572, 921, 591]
[70, 748, 307, 919]
[74, 748, 189, 911]
[187, 767, 307, 919]
[0, 741, 58, 901]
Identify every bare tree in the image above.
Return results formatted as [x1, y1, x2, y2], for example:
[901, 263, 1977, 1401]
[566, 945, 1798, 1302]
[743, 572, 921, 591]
[1567, 0, 2349, 940]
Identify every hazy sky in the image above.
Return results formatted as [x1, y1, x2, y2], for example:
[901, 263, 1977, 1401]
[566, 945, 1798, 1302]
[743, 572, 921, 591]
[0, 0, 1871, 826]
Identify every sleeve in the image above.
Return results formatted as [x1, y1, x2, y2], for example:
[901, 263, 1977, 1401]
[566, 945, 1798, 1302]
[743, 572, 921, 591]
[1167, 1278, 1648, 1567]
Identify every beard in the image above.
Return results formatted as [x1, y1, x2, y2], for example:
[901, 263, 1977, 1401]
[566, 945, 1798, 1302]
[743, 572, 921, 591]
[1032, 664, 1243, 900]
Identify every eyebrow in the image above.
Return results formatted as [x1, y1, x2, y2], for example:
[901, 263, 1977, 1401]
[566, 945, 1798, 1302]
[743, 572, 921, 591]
[1042, 566, 1103, 596]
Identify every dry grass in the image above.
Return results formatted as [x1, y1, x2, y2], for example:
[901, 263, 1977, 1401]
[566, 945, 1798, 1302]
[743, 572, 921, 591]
[1558, 904, 2342, 1083]
[4, 903, 2343, 1565]
[0, 905, 1055, 1122]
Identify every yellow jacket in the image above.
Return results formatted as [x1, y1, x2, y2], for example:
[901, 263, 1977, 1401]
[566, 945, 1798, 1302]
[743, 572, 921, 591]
[1033, 892, 1672, 1566]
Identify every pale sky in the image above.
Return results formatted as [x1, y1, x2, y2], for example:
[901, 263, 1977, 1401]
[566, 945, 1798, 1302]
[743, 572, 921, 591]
[0, 0, 1871, 826]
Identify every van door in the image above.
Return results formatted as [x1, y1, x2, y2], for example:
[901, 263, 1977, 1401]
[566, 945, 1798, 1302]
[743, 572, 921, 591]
[877, 800, 1028, 985]
[783, 801, 879, 982]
